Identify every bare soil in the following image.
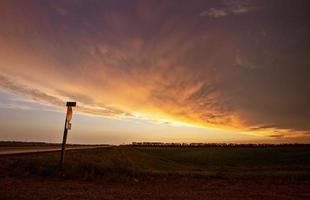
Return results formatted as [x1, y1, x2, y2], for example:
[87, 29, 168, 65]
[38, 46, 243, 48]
[1, 176, 310, 200]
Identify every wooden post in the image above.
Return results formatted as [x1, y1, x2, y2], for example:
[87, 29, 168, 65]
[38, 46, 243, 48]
[59, 102, 76, 169]
[59, 114, 68, 167]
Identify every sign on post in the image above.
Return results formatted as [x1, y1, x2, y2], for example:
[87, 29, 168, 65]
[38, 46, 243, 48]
[59, 101, 76, 168]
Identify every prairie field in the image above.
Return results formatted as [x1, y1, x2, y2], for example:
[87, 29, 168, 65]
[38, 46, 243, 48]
[0, 145, 310, 199]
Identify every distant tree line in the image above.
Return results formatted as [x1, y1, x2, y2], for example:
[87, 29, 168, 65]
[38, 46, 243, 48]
[130, 142, 310, 147]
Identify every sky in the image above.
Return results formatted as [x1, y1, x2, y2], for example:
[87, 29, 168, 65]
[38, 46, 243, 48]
[0, 0, 309, 144]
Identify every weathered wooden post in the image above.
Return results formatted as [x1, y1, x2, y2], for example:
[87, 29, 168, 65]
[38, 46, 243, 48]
[59, 101, 76, 168]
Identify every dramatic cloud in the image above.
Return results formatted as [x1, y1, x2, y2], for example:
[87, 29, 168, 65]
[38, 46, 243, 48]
[0, 74, 130, 118]
[0, 0, 309, 138]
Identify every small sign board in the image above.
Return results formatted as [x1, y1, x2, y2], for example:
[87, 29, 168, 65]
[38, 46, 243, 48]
[66, 102, 76, 107]
[66, 122, 72, 130]
[66, 107, 73, 122]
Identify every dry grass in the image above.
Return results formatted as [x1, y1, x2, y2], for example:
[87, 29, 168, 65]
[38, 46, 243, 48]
[1, 146, 310, 199]
[0, 145, 310, 179]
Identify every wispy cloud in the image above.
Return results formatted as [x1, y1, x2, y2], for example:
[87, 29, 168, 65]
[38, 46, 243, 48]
[0, 103, 31, 111]
[0, 74, 130, 118]
[200, 0, 256, 18]
[200, 8, 229, 18]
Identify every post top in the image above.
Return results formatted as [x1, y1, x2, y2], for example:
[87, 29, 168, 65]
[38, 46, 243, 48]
[66, 102, 76, 107]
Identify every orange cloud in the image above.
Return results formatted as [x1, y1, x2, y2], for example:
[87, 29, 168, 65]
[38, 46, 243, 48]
[0, 0, 309, 140]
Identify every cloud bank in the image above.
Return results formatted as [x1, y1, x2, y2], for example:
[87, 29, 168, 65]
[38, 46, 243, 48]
[0, 0, 310, 139]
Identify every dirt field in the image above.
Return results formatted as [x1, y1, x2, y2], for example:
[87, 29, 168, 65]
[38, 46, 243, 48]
[1, 176, 310, 200]
[0, 146, 310, 199]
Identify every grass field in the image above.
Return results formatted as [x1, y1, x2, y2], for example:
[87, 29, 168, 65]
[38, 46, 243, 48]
[1, 145, 310, 199]
[1, 145, 310, 178]
[136, 146, 310, 176]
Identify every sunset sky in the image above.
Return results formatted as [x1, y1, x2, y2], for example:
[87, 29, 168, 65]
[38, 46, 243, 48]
[0, 0, 309, 144]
